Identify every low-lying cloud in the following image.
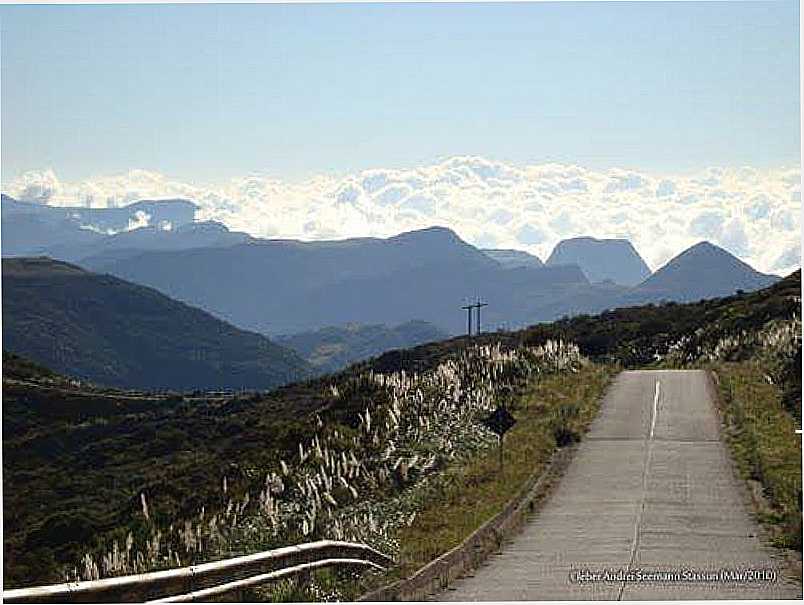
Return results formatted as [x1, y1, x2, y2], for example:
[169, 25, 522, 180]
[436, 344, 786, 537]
[4, 157, 800, 275]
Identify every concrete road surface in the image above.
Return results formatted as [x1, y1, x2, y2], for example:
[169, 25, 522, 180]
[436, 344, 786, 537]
[438, 370, 801, 600]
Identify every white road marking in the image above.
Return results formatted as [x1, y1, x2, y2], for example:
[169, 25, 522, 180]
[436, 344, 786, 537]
[650, 380, 661, 440]
[619, 378, 662, 600]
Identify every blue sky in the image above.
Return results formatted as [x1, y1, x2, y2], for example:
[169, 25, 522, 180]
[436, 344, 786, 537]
[1, 1, 800, 183]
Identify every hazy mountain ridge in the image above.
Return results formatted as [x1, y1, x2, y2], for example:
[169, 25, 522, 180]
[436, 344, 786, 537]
[2, 257, 311, 390]
[2, 195, 787, 338]
[79, 226, 587, 335]
[83, 224, 779, 336]
[482, 248, 544, 268]
[52, 220, 253, 263]
[2, 194, 251, 263]
[276, 320, 449, 374]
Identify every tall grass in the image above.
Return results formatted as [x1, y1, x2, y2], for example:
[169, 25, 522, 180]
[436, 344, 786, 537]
[71, 340, 588, 593]
[390, 364, 615, 581]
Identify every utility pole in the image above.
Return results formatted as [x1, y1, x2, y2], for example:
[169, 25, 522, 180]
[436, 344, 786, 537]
[475, 299, 489, 335]
[461, 303, 473, 337]
[461, 299, 490, 337]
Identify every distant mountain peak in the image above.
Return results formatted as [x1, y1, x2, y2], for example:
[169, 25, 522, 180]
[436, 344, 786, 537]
[389, 225, 462, 242]
[688, 240, 718, 250]
[656, 240, 765, 274]
[546, 236, 651, 286]
[679, 240, 732, 258]
[383, 226, 497, 268]
[630, 240, 779, 303]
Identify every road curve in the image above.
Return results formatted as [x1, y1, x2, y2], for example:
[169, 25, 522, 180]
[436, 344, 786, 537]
[438, 370, 801, 600]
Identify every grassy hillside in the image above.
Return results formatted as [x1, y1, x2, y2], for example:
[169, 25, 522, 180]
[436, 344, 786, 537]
[2, 257, 311, 391]
[4, 340, 587, 589]
[3, 358, 328, 587]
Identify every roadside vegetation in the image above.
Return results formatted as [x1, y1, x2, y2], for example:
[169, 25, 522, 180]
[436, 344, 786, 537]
[4, 338, 598, 598]
[392, 363, 614, 578]
[712, 362, 801, 551]
[519, 270, 801, 556]
[72, 342, 588, 591]
[246, 360, 615, 601]
[650, 276, 801, 553]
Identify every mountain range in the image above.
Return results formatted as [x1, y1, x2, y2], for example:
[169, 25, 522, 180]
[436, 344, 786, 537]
[0, 195, 785, 381]
[74, 226, 776, 336]
[79, 234, 590, 335]
[1, 194, 251, 262]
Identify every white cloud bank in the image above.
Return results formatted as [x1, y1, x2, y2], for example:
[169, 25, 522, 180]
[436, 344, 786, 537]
[4, 157, 801, 275]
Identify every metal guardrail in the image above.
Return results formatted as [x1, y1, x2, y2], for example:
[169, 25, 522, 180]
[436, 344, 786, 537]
[3, 540, 392, 603]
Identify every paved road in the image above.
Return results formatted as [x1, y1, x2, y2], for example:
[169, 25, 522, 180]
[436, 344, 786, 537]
[439, 370, 801, 600]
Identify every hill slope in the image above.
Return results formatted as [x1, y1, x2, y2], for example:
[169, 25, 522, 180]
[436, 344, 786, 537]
[2, 257, 311, 390]
[546, 236, 651, 286]
[521, 269, 800, 368]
